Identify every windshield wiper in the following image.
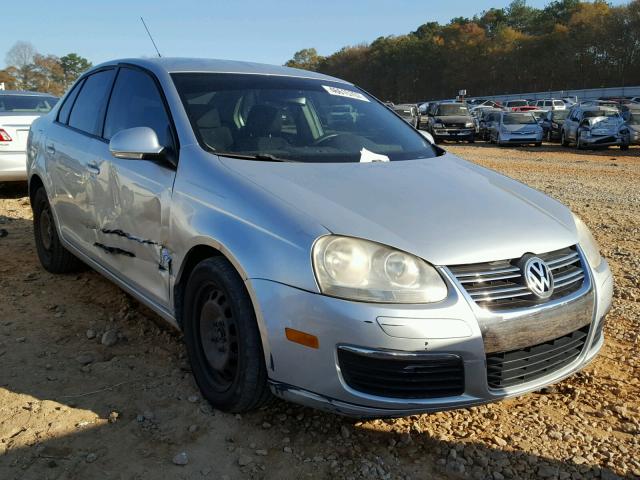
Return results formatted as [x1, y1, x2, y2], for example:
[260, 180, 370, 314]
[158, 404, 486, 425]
[213, 151, 295, 162]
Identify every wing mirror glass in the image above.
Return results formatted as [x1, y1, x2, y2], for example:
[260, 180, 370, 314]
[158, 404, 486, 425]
[109, 127, 165, 160]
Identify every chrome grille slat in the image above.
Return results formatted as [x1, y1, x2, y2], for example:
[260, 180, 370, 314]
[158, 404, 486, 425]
[545, 251, 579, 266]
[469, 284, 529, 298]
[448, 246, 586, 312]
[454, 266, 520, 278]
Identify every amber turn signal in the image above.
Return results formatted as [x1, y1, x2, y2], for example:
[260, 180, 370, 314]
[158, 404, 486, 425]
[285, 328, 319, 349]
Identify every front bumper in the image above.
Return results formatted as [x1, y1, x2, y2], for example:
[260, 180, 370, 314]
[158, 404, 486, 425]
[0, 151, 27, 181]
[433, 128, 475, 140]
[499, 132, 543, 144]
[581, 133, 625, 147]
[249, 256, 613, 417]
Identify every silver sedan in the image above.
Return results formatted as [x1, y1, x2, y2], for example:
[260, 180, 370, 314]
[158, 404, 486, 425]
[27, 58, 612, 416]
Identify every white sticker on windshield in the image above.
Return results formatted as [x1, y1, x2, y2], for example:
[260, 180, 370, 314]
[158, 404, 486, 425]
[322, 85, 370, 102]
[359, 147, 389, 163]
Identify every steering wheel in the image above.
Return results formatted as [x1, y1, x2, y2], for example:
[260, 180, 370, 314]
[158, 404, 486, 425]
[312, 133, 352, 147]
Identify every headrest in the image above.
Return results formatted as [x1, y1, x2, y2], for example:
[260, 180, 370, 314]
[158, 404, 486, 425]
[245, 105, 282, 136]
[197, 109, 222, 129]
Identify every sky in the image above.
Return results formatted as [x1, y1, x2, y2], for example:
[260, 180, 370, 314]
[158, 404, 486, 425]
[3, 0, 629, 68]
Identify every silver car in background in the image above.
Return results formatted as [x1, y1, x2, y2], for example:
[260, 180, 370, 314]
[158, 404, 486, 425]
[561, 105, 629, 150]
[28, 58, 612, 416]
[488, 111, 543, 147]
[0, 91, 58, 181]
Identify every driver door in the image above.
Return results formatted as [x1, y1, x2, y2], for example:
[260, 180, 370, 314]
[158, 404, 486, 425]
[90, 66, 178, 308]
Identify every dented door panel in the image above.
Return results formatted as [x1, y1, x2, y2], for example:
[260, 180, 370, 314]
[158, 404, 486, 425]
[90, 139, 176, 308]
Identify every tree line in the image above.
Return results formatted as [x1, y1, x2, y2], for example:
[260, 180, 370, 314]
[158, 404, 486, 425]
[286, 0, 640, 102]
[0, 41, 92, 96]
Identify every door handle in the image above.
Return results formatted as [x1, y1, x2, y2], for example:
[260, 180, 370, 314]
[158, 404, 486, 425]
[45, 142, 56, 155]
[87, 162, 100, 175]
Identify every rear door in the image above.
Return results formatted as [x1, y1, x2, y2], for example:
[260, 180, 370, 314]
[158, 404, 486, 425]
[47, 69, 116, 252]
[90, 66, 178, 308]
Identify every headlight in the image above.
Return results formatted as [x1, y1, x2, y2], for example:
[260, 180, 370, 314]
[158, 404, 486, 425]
[465, 121, 474, 127]
[312, 236, 447, 303]
[434, 122, 444, 128]
[573, 214, 602, 268]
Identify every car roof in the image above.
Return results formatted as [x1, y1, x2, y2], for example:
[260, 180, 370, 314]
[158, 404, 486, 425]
[89, 57, 350, 84]
[0, 90, 57, 97]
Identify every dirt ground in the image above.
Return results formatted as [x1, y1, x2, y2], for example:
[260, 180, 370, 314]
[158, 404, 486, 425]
[0, 143, 638, 480]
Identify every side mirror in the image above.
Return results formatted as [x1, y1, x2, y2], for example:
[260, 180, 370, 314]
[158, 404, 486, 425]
[419, 130, 435, 144]
[109, 127, 164, 160]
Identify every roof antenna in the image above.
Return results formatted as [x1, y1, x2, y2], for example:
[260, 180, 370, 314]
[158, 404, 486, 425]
[140, 16, 162, 57]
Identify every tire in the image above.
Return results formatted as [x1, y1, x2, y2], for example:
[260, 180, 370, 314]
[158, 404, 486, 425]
[576, 132, 584, 150]
[32, 187, 84, 274]
[535, 142, 542, 147]
[546, 130, 552, 142]
[621, 143, 629, 151]
[561, 130, 569, 147]
[183, 257, 271, 413]
[468, 134, 475, 144]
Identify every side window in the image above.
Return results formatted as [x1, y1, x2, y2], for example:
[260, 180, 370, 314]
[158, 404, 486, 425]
[103, 68, 173, 150]
[68, 69, 116, 135]
[57, 79, 85, 125]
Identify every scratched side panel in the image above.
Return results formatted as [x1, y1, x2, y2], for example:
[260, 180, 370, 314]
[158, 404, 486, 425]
[90, 140, 176, 308]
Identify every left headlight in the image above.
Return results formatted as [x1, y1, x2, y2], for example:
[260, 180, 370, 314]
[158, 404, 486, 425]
[465, 121, 475, 127]
[312, 235, 448, 303]
[573, 214, 602, 268]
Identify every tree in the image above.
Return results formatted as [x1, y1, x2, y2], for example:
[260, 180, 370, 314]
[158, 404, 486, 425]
[285, 48, 323, 71]
[32, 54, 65, 95]
[59, 53, 92, 89]
[5, 41, 38, 90]
[0, 69, 17, 90]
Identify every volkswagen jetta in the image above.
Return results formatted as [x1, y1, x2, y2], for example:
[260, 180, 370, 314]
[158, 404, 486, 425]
[27, 58, 613, 416]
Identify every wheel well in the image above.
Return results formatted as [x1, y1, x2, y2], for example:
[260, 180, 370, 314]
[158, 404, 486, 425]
[29, 174, 44, 205]
[174, 245, 224, 329]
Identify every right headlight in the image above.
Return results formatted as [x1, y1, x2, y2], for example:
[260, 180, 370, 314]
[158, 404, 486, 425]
[573, 214, 602, 268]
[312, 235, 447, 303]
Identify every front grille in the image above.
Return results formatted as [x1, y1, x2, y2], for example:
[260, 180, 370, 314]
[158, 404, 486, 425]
[338, 348, 464, 399]
[448, 246, 585, 311]
[486, 325, 590, 389]
[444, 122, 467, 128]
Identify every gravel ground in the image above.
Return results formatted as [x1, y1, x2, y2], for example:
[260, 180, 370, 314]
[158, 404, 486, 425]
[0, 143, 638, 480]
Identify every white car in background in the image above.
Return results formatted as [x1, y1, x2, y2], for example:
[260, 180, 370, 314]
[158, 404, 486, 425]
[0, 91, 58, 181]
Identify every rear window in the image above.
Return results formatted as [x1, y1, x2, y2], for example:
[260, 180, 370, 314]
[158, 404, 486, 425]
[68, 69, 116, 136]
[0, 95, 58, 113]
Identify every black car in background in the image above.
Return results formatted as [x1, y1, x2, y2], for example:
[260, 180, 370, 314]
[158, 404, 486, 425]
[425, 102, 476, 143]
[540, 109, 570, 142]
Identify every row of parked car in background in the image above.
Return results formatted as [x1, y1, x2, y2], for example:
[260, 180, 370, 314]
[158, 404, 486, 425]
[387, 95, 639, 150]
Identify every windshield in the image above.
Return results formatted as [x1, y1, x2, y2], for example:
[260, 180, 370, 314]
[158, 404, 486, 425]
[0, 95, 58, 113]
[435, 104, 468, 116]
[503, 113, 536, 125]
[552, 110, 569, 120]
[172, 73, 435, 163]
[584, 110, 620, 119]
[507, 100, 528, 107]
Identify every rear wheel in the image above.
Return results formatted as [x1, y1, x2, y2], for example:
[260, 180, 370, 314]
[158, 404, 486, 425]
[183, 257, 271, 413]
[32, 187, 84, 273]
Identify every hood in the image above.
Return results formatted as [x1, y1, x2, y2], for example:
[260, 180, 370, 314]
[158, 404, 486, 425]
[586, 116, 620, 130]
[434, 115, 472, 124]
[220, 153, 577, 266]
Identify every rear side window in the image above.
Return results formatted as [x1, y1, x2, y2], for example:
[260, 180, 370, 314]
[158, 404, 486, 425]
[103, 68, 173, 149]
[68, 69, 116, 135]
[57, 79, 84, 124]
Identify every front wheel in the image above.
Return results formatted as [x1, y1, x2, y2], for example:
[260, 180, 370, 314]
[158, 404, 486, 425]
[561, 130, 569, 147]
[546, 130, 552, 142]
[621, 142, 629, 151]
[32, 187, 84, 273]
[183, 257, 271, 413]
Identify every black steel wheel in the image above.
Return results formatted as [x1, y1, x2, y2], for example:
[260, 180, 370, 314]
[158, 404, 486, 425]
[32, 187, 84, 273]
[183, 257, 271, 412]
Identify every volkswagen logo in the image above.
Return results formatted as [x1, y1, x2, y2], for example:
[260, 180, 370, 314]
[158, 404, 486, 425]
[522, 256, 554, 299]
